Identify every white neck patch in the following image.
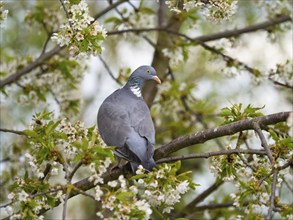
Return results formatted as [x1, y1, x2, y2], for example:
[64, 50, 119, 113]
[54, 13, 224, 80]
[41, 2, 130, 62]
[130, 86, 142, 97]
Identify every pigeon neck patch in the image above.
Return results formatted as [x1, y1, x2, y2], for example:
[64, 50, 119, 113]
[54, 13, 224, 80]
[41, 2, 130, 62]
[130, 85, 142, 97]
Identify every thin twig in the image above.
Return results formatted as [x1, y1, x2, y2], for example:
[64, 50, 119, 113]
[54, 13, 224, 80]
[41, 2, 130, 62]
[184, 179, 224, 211]
[59, 0, 74, 30]
[258, 160, 291, 186]
[108, 15, 291, 42]
[267, 169, 278, 220]
[29, 188, 62, 199]
[283, 179, 293, 193]
[156, 149, 266, 163]
[62, 192, 70, 220]
[269, 79, 293, 89]
[41, 33, 53, 56]
[93, 0, 128, 21]
[252, 122, 274, 164]
[0, 201, 13, 209]
[68, 161, 83, 181]
[72, 186, 95, 200]
[98, 55, 122, 86]
[0, 128, 25, 136]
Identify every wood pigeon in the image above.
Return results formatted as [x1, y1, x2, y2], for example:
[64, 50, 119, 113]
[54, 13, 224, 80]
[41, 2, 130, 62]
[97, 65, 161, 172]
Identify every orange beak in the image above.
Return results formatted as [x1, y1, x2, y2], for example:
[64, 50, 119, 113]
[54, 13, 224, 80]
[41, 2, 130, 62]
[153, 76, 161, 84]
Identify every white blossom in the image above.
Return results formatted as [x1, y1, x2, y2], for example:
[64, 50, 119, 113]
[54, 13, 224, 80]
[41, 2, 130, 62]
[135, 200, 152, 219]
[108, 180, 118, 188]
[95, 185, 103, 201]
[176, 180, 189, 194]
[5, 206, 13, 215]
[8, 192, 15, 200]
[18, 190, 29, 202]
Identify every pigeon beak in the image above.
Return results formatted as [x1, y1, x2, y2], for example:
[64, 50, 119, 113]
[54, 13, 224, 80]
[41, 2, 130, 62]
[153, 76, 161, 84]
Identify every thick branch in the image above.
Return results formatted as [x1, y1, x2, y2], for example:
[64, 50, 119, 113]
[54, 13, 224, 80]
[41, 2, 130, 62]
[154, 111, 292, 159]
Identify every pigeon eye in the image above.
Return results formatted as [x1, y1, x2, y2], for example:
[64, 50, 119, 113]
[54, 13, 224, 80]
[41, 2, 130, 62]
[146, 70, 150, 74]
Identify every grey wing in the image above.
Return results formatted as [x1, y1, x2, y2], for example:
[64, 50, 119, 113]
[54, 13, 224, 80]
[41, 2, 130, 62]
[97, 100, 131, 148]
[130, 100, 156, 161]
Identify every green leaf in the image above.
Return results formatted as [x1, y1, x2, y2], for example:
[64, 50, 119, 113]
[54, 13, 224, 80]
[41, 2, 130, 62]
[45, 120, 61, 135]
[104, 16, 122, 24]
[23, 129, 38, 137]
[117, 191, 134, 201]
[139, 7, 155, 14]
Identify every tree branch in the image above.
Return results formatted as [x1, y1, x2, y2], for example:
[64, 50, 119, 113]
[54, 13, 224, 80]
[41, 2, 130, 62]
[267, 169, 278, 220]
[98, 55, 122, 86]
[0, 0, 128, 89]
[93, 0, 128, 21]
[156, 149, 266, 163]
[185, 179, 224, 210]
[0, 128, 25, 136]
[154, 111, 292, 159]
[252, 122, 274, 164]
[0, 46, 63, 88]
[108, 15, 292, 43]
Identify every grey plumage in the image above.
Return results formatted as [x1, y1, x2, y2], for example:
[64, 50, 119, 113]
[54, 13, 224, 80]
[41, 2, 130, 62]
[97, 65, 161, 172]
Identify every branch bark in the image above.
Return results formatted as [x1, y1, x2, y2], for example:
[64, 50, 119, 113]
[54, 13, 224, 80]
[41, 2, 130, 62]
[154, 111, 292, 159]
[156, 149, 266, 163]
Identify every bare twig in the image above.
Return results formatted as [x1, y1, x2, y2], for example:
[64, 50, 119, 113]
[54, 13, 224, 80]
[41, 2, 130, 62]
[156, 149, 266, 163]
[41, 33, 53, 56]
[267, 169, 278, 220]
[185, 179, 224, 210]
[0, 201, 13, 209]
[72, 186, 95, 200]
[98, 55, 122, 86]
[62, 192, 70, 220]
[200, 42, 260, 77]
[0, 128, 25, 136]
[269, 79, 293, 89]
[59, 0, 73, 29]
[93, 0, 128, 21]
[258, 160, 291, 186]
[108, 15, 291, 42]
[252, 122, 274, 164]
[68, 161, 83, 181]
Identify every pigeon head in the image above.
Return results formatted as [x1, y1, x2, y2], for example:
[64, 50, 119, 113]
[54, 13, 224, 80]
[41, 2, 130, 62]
[125, 66, 161, 89]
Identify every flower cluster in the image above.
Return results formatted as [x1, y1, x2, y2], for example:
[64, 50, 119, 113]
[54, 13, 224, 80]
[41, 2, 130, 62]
[25, 4, 63, 32]
[14, 58, 85, 118]
[0, 1, 8, 24]
[165, 0, 238, 22]
[52, 0, 107, 57]
[25, 153, 45, 179]
[3, 111, 196, 219]
[94, 162, 196, 219]
[96, 174, 152, 219]
[133, 162, 197, 215]
[269, 60, 293, 88]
